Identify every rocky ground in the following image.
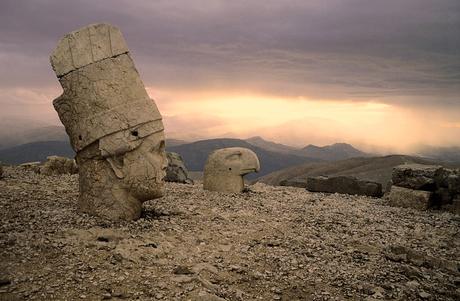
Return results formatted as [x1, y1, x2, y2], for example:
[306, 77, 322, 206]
[0, 166, 459, 301]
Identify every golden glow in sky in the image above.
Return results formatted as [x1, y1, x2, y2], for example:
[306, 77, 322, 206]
[147, 88, 460, 152]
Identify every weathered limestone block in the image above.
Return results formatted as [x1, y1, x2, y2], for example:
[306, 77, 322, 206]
[387, 186, 432, 210]
[392, 164, 444, 191]
[50, 23, 166, 221]
[305, 175, 383, 197]
[203, 147, 260, 193]
[165, 152, 193, 184]
[40, 156, 78, 176]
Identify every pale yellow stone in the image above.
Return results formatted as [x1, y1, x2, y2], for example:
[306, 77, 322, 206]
[203, 147, 260, 193]
[50, 23, 129, 77]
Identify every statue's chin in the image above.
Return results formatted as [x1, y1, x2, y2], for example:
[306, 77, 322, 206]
[130, 182, 165, 202]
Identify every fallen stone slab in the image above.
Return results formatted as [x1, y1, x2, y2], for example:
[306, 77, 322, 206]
[387, 186, 432, 210]
[305, 175, 383, 197]
[279, 178, 308, 188]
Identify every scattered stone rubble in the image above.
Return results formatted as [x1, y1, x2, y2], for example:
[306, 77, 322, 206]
[165, 152, 193, 184]
[388, 164, 460, 214]
[304, 175, 383, 197]
[1, 166, 459, 300]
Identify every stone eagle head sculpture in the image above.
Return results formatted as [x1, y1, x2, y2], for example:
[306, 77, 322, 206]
[50, 23, 167, 221]
[203, 147, 260, 193]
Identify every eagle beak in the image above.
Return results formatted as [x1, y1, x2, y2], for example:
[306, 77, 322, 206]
[240, 151, 260, 175]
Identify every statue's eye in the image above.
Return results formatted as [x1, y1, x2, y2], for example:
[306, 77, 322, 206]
[226, 152, 242, 160]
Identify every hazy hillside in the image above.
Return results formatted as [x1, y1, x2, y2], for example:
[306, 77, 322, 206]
[165, 138, 189, 148]
[416, 145, 460, 163]
[0, 122, 68, 150]
[0, 141, 74, 164]
[300, 142, 369, 161]
[167, 138, 319, 178]
[258, 155, 458, 187]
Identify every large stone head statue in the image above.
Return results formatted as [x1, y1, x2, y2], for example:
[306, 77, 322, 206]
[203, 147, 260, 193]
[50, 23, 166, 220]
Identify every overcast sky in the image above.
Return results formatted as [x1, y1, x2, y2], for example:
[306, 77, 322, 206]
[1, 0, 459, 151]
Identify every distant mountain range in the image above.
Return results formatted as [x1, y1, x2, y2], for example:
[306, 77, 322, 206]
[257, 155, 460, 188]
[1, 123, 459, 181]
[167, 138, 319, 179]
[301, 142, 369, 161]
[245, 136, 370, 161]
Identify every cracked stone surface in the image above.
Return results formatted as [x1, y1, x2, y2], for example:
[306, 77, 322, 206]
[50, 23, 166, 221]
[204, 148, 260, 193]
[0, 166, 459, 300]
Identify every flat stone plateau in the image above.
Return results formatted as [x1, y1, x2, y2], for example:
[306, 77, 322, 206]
[1, 166, 459, 300]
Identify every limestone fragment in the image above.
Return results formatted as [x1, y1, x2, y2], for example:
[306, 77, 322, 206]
[203, 147, 260, 193]
[387, 186, 432, 210]
[165, 152, 193, 184]
[50, 23, 166, 220]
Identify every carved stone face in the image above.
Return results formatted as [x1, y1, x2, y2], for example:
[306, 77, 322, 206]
[203, 147, 260, 193]
[50, 23, 167, 220]
[118, 132, 167, 201]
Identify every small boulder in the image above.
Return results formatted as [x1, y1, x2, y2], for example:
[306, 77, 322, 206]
[392, 164, 444, 191]
[387, 186, 432, 210]
[305, 175, 383, 197]
[165, 152, 193, 184]
[40, 156, 78, 176]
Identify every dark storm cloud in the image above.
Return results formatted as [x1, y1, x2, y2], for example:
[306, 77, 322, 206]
[0, 0, 459, 107]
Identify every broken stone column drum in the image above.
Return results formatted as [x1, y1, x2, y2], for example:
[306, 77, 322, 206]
[50, 23, 167, 220]
[203, 147, 260, 193]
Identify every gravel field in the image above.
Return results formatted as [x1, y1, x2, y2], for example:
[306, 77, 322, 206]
[1, 166, 459, 300]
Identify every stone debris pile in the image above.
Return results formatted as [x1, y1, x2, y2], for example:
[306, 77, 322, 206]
[388, 164, 460, 213]
[1, 165, 459, 300]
